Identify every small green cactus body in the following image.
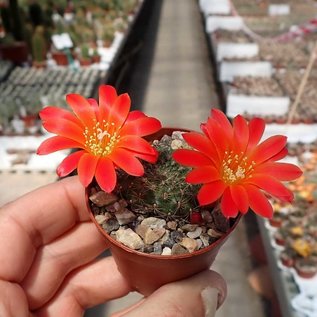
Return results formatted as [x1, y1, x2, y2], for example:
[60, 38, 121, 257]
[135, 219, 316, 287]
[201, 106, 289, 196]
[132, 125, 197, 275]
[32, 26, 46, 62]
[117, 132, 200, 220]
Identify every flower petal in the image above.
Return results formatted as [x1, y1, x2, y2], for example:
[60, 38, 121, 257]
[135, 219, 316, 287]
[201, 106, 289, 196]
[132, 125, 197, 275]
[134, 150, 158, 164]
[56, 150, 85, 177]
[269, 147, 288, 162]
[126, 110, 146, 122]
[117, 135, 156, 155]
[120, 117, 162, 137]
[211, 109, 233, 138]
[230, 185, 249, 213]
[110, 148, 144, 176]
[173, 149, 212, 167]
[247, 175, 294, 202]
[40, 106, 82, 127]
[183, 132, 219, 164]
[251, 135, 287, 164]
[245, 185, 273, 218]
[37, 136, 81, 155]
[108, 93, 131, 127]
[197, 180, 226, 206]
[77, 153, 99, 187]
[66, 94, 96, 128]
[95, 157, 117, 193]
[186, 166, 220, 184]
[247, 117, 265, 150]
[220, 187, 239, 218]
[99, 85, 117, 118]
[42, 118, 85, 144]
[254, 162, 303, 181]
[232, 115, 249, 153]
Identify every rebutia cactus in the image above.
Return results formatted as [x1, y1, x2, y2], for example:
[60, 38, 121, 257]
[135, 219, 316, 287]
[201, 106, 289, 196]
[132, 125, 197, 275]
[117, 133, 200, 220]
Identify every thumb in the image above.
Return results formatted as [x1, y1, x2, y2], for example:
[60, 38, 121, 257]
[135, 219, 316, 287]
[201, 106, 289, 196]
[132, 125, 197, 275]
[113, 270, 227, 317]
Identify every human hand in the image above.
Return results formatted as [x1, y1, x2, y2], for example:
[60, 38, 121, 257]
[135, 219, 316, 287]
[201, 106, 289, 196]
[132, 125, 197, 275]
[0, 176, 226, 317]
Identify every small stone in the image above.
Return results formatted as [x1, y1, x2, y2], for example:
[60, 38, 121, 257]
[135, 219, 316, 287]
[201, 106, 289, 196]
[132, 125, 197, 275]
[162, 247, 172, 255]
[200, 233, 211, 247]
[140, 244, 154, 253]
[180, 237, 198, 253]
[196, 238, 203, 249]
[114, 208, 136, 225]
[171, 139, 183, 149]
[152, 242, 162, 254]
[141, 217, 166, 229]
[135, 224, 148, 239]
[187, 227, 203, 239]
[201, 209, 213, 223]
[95, 214, 107, 225]
[113, 202, 123, 212]
[160, 230, 170, 243]
[89, 191, 118, 207]
[172, 244, 189, 255]
[102, 218, 120, 233]
[115, 228, 144, 250]
[171, 230, 184, 243]
[181, 224, 198, 232]
[167, 221, 177, 230]
[144, 228, 166, 245]
[207, 228, 224, 238]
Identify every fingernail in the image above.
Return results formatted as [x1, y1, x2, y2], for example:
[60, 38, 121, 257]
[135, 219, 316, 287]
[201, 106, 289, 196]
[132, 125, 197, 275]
[201, 287, 219, 317]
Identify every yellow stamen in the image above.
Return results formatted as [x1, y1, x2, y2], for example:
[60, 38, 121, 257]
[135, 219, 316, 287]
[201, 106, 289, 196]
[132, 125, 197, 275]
[83, 120, 120, 157]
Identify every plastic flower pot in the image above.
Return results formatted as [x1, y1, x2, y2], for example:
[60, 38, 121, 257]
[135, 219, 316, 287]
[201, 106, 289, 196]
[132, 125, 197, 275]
[85, 127, 242, 295]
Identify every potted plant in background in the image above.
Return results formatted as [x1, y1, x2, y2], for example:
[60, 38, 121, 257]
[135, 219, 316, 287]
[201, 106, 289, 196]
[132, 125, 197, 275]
[37, 85, 302, 295]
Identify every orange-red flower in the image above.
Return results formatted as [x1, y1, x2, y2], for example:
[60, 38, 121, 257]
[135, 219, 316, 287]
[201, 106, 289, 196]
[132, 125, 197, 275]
[37, 85, 162, 192]
[173, 109, 302, 218]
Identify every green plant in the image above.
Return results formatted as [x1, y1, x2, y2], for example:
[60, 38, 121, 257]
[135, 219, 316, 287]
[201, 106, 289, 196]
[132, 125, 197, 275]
[32, 25, 46, 62]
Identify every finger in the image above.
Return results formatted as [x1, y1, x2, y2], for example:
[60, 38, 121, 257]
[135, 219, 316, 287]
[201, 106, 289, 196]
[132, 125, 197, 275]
[115, 270, 226, 317]
[0, 176, 92, 282]
[22, 222, 107, 310]
[35, 257, 132, 317]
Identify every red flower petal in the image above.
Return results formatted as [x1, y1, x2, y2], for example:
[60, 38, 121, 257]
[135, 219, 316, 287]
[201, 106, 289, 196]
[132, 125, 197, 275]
[245, 185, 273, 218]
[254, 162, 302, 181]
[251, 135, 287, 164]
[87, 98, 99, 111]
[117, 135, 156, 155]
[56, 150, 85, 177]
[95, 158, 117, 193]
[134, 151, 158, 164]
[220, 187, 239, 218]
[232, 115, 249, 153]
[42, 118, 85, 144]
[40, 106, 82, 127]
[173, 149, 212, 167]
[120, 117, 162, 137]
[185, 166, 220, 184]
[230, 185, 249, 213]
[183, 132, 219, 164]
[77, 153, 99, 187]
[108, 93, 131, 127]
[110, 148, 144, 176]
[126, 110, 146, 122]
[37, 136, 81, 155]
[197, 181, 226, 206]
[66, 94, 96, 128]
[247, 175, 294, 202]
[98, 85, 117, 118]
[247, 117, 265, 150]
[269, 147, 288, 162]
[211, 109, 233, 138]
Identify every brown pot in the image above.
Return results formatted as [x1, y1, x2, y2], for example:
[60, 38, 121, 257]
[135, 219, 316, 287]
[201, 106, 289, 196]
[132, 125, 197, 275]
[0, 41, 29, 64]
[86, 127, 242, 295]
[52, 51, 69, 66]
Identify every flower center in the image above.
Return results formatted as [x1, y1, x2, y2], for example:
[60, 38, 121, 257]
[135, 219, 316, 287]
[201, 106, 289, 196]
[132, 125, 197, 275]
[84, 120, 120, 157]
[221, 151, 255, 184]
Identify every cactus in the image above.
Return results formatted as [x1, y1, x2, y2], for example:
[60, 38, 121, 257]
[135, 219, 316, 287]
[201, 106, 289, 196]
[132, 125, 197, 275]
[32, 26, 46, 63]
[116, 133, 200, 220]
